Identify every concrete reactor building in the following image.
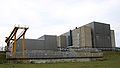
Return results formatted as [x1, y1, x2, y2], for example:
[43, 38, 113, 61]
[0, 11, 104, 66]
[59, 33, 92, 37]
[58, 22, 115, 50]
[5, 21, 115, 63]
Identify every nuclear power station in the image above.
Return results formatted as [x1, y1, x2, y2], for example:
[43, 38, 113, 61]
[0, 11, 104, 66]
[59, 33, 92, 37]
[58, 22, 115, 49]
[5, 22, 115, 63]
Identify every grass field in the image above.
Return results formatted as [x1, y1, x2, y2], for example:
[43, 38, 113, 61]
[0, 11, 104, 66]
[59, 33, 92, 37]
[0, 51, 120, 68]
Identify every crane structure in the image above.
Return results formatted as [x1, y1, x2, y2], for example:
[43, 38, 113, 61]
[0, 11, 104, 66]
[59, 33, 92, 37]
[5, 25, 29, 58]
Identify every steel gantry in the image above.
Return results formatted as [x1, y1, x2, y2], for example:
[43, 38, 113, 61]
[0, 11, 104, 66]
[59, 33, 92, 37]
[5, 25, 29, 58]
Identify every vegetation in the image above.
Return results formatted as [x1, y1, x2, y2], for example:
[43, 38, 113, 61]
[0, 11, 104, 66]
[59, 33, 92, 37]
[0, 51, 120, 68]
[0, 52, 7, 63]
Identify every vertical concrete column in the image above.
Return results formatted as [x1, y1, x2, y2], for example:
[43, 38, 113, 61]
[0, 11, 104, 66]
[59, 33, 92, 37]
[57, 35, 67, 48]
[111, 30, 116, 48]
[72, 28, 81, 47]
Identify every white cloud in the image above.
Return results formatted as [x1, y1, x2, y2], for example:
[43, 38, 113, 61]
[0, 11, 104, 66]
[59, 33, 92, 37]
[0, 0, 120, 47]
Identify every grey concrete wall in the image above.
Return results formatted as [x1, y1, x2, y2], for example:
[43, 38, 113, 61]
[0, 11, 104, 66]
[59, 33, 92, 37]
[94, 22, 112, 48]
[44, 35, 57, 50]
[111, 30, 116, 48]
[86, 22, 112, 48]
[16, 35, 58, 51]
[30, 58, 91, 63]
[16, 39, 44, 51]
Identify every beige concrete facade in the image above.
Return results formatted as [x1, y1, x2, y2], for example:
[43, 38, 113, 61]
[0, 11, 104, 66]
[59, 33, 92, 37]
[80, 26, 92, 48]
[72, 26, 92, 48]
[111, 30, 116, 48]
[57, 35, 67, 48]
[72, 27, 81, 47]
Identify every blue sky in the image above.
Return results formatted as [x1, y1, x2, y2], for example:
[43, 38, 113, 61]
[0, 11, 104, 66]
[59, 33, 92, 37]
[0, 0, 120, 49]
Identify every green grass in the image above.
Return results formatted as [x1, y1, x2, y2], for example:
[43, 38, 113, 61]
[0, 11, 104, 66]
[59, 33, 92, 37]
[0, 51, 120, 68]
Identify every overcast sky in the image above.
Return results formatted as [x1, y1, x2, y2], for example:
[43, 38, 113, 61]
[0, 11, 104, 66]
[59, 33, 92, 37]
[0, 0, 120, 49]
